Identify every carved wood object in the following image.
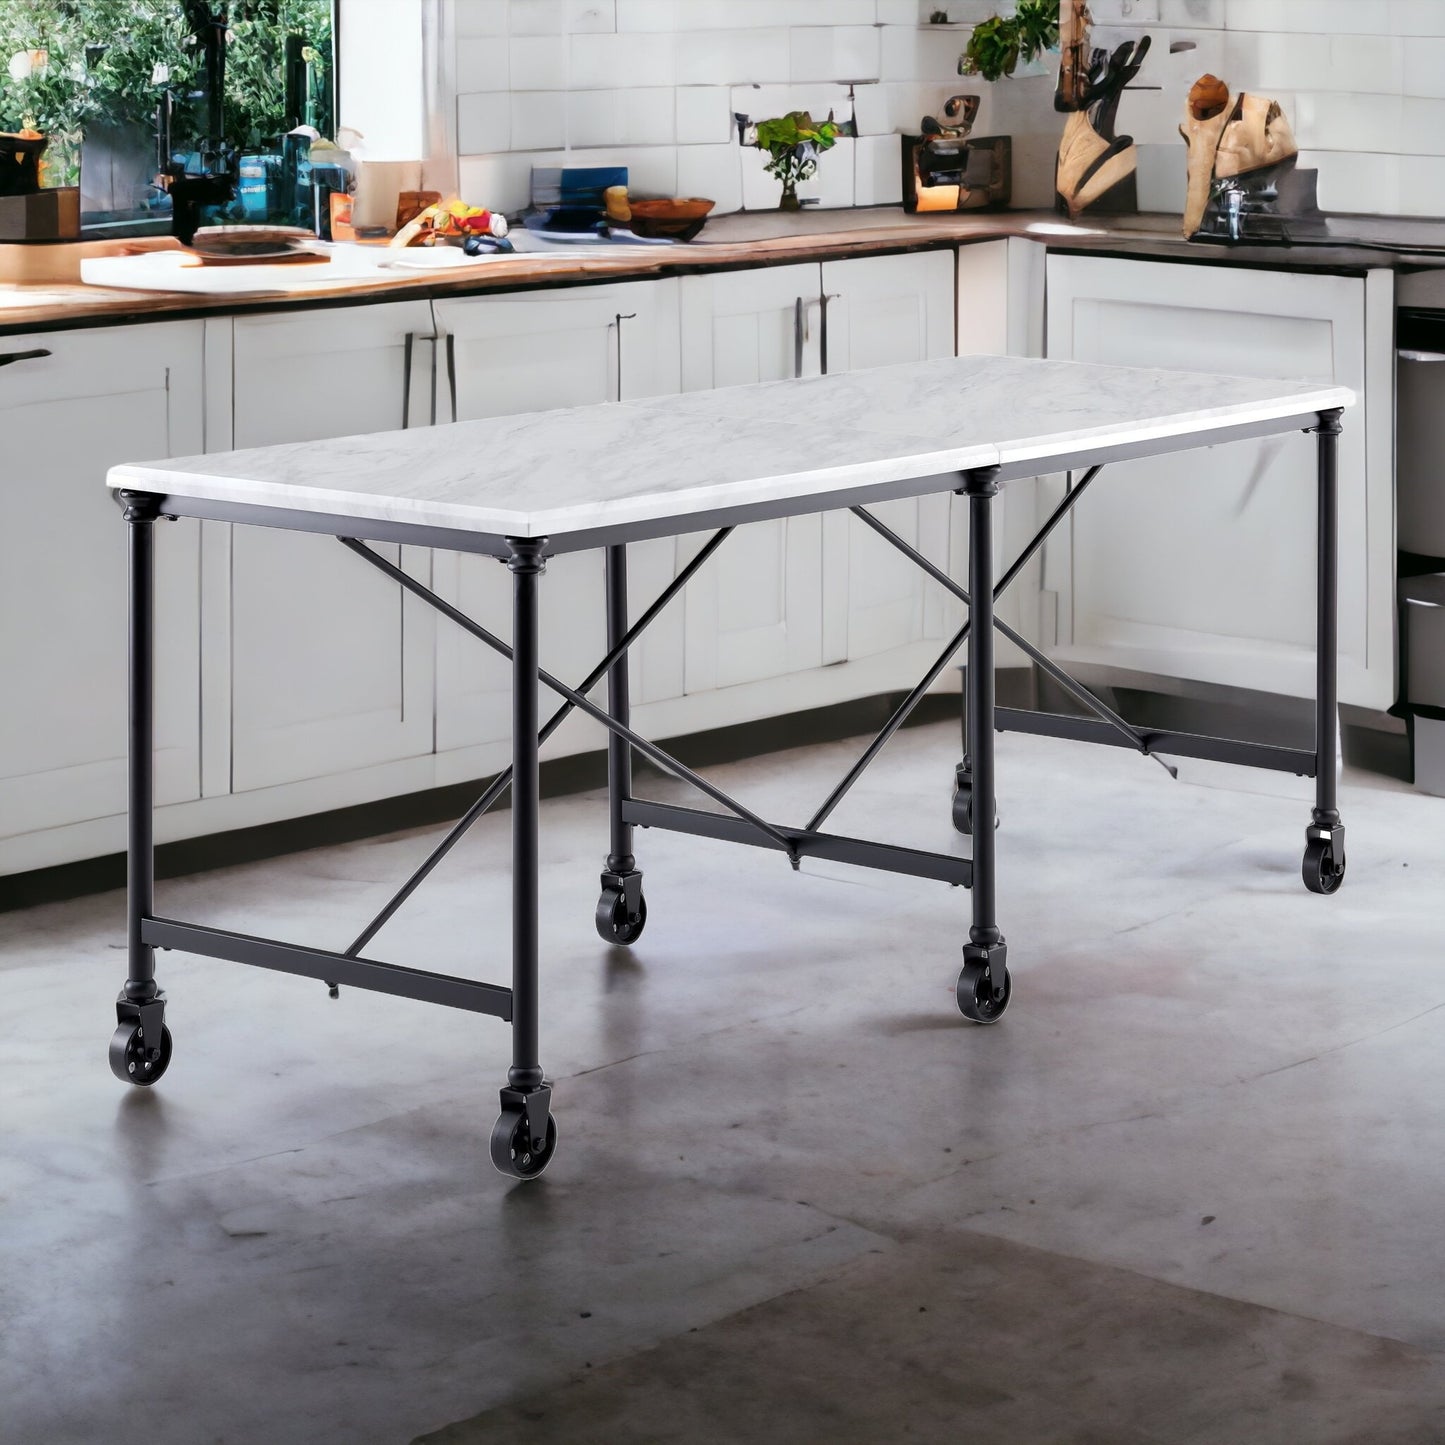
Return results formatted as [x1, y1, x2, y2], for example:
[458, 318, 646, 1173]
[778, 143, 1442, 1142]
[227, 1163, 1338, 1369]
[1180, 76, 1300, 237]
[1053, 0, 1151, 219]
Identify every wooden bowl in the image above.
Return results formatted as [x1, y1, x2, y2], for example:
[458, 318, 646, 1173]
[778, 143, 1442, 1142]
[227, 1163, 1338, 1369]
[626, 197, 715, 240]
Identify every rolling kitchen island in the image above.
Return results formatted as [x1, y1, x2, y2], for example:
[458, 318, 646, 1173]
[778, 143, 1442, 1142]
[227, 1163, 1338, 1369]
[106, 354, 1353, 1179]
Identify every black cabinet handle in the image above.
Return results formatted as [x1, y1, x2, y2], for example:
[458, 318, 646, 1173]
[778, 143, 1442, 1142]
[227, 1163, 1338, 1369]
[818, 293, 840, 376]
[613, 311, 637, 402]
[402, 333, 416, 428]
[0, 348, 50, 369]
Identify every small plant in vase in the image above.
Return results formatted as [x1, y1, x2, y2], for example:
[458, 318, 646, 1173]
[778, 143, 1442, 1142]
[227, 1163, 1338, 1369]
[754, 110, 841, 211]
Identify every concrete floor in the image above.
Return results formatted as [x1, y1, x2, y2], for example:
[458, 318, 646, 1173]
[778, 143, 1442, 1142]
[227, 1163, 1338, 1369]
[3, 721, 1444, 1444]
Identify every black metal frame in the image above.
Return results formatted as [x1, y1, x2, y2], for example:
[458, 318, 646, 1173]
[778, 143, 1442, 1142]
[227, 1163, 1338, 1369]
[114, 407, 1347, 1159]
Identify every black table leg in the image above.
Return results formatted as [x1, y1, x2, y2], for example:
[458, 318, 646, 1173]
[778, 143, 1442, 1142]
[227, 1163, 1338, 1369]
[492, 536, 557, 1179]
[110, 492, 172, 1085]
[956, 467, 1011, 1023]
[596, 544, 647, 944]
[1304, 409, 1347, 895]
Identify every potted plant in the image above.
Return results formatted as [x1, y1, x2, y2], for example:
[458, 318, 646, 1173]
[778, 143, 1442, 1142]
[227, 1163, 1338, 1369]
[958, 0, 1059, 82]
[754, 110, 842, 212]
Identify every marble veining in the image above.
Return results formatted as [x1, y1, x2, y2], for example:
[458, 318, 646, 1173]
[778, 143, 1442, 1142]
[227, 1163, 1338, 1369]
[107, 355, 1354, 542]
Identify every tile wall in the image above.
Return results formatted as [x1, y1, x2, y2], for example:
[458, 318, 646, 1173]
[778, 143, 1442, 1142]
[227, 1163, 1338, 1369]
[451, 0, 1445, 219]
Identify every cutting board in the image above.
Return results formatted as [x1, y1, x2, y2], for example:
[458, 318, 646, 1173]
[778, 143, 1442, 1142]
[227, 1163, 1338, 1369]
[80, 245, 401, 297]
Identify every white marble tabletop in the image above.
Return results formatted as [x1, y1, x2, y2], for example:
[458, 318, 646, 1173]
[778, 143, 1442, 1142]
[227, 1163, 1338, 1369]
[107, 355, 1353, 544]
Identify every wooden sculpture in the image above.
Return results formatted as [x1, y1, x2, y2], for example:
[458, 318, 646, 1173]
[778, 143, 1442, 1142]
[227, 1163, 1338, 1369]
[1054, 0, 1150, 218]
[1180, 75, 1299, 237]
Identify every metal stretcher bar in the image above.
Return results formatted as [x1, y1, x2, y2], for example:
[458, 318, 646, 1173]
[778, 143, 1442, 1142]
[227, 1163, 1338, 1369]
[992, 708, 1318, 776]
[622, 799, 973, 887]
[143, 918, 513, 1018]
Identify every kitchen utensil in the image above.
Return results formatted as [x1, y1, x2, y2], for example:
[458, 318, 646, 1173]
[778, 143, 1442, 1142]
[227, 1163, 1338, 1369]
[625, 197, 715, 240]
[187, 225, 317, 264]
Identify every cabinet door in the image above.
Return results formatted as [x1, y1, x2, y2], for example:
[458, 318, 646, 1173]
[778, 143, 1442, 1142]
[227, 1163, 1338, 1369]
[679, 263, 825, 692]
[1045, 255, 1391, 709]
[225, 302, 438, 793]
[820, 251, 957, 663]
[431, 280, 682, 764]
[0, 324, 203, 867]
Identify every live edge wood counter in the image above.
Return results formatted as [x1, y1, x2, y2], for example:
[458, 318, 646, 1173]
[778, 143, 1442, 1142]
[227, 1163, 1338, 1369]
[4, 207, 1434, 337]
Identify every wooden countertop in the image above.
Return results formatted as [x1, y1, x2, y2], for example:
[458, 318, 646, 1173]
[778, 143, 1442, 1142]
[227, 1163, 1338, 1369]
[3, 208, 1437, 336]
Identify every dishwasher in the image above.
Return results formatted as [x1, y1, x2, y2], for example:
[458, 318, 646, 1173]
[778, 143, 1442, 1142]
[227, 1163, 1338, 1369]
[1396, 307, 1445, 792]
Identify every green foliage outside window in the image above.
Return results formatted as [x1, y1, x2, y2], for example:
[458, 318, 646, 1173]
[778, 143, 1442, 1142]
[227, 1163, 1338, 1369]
[0, 0, 333, 186]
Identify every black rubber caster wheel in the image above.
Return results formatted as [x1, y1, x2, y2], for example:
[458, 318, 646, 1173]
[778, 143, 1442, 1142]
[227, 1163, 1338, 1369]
[490, 1107, 558, 1180]
[956, 960, 1011, 1024]
[952, 782, 974, 835]
[1302, 839, 1345, 895]
[109, 1022, 172, 1086]
[596, 887, 647, 945]
[951, 783, 998, 836]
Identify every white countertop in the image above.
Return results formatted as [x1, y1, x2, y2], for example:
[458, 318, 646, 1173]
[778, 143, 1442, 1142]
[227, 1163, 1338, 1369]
[108, 355, 1354, 545]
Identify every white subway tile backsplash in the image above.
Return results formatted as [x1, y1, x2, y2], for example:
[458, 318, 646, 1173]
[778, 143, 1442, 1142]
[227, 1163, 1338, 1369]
[854, 133, 904, 205]
[455, 0, 509, 38]
[1400, 96, 1445, 155]
[510, 0, 564, 34]
[880, 25, 967, 84]
[512, 90, 568, 148]
[509, 36, 568, 89]
[782, 0, 876, 23]
[1403, 38, 1445, 99]
[1397, 153, 1445, 214]
[676, 29, 791, 85]
[676, 85, 733, 144]
[453, 0, 1430, 224]
[458, 91, 511, 154]
[1089, 0, 1159, 22]
[790, 25, 882, 84]
[676, 142, 744, 212]
[567, 0, 617, 33]
[566, 87, 621, 146]
[1159, 0, 1222, 24]
[621, 86, 678, 144]
[1391, 0, 1445, 36]
[460, 153, 535, 212]
[456, 37, 510, 93]
[569, 30, 676, 87]
[614, 0, 676, 29]
[1307, 149, 1401, 215]
[1134, 141, 1187, 213]
[1222, 0, 1389, 34]
[1219, 31, 1401, 99]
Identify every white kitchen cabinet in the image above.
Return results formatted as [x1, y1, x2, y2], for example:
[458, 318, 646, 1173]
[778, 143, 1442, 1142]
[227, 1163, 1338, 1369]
[678, 263, 826, 692]
[819, 250, 957, 662]
[1044, 254, 1394, 709]
[0, 323, 204, 872]
[223, 301, 439, 793]
[430, 280, 683, 770]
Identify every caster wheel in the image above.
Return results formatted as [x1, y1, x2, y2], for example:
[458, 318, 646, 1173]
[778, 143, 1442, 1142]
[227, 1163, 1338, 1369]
[595, 887, 647, 945]
[490, 1106, 557, 1180]
[956, 960, 1011, 1024]
[1302, 839, 1345, 895]
[109, 1022, 172, 1086]
[952, 782, 974, 835]
[950, 783, 997, 836]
